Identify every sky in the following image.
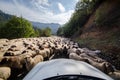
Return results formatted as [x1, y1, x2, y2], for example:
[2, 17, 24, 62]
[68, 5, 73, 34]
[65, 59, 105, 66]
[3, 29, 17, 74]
[0, 0, 79, 24]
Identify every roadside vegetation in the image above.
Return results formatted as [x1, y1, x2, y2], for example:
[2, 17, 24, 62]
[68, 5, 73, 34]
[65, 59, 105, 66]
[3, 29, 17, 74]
[0, 16, 52, 39]
[57, 0, 120, 70]
[57, 0, 103, 37]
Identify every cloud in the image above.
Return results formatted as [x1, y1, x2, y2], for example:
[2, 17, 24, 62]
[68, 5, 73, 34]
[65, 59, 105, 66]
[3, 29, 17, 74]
[58, 3, 65, 13]
[75, 0, 79, 2]
[31, 0, 50, 11]
[0, 0, 74, 24]
[0, 1, 20, 16]
[32, 0, 50, 6]
[52, 10, 74, 24]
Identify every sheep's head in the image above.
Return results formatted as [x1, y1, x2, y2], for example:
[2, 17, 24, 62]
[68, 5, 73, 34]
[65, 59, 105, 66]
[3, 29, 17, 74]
[105, 62, 114, 73]
[24, 57, 34, 71]
[24, 57, 33, 64]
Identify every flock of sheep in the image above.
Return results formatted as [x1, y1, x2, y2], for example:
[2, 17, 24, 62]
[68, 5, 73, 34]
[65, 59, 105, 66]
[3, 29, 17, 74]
[0, 36, 118, 80]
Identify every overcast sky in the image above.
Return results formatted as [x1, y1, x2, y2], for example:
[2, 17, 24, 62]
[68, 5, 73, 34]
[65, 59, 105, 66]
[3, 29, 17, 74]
[0, 0, 79, 24]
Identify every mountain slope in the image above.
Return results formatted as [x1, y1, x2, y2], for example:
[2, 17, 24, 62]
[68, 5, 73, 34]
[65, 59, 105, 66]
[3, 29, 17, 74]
[0, 10, 12, 22]
[31, 22, 60, 34]
[0, 10, 60, 34]
[74, 0, 120, 70]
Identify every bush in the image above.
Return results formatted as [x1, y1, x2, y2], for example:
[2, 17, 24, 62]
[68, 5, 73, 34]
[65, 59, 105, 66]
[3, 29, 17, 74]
[42, 27, 51, 37]
[0, 16, 36, 39]
[57, 27, 63, 36]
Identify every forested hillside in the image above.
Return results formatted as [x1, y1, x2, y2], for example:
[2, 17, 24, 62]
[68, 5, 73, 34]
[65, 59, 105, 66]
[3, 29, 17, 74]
[0, 10, 13, 27]
[0, 10, 12, 22]
[32, 22, 60, 34]
[57, 0, 120, 70]
[0, 11, 52, 39]
[57, 0, 103, 37]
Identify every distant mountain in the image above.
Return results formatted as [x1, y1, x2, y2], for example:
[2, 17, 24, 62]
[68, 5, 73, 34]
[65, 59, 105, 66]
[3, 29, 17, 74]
[31, 21, 61, 34]
[0, 10, 60, 34]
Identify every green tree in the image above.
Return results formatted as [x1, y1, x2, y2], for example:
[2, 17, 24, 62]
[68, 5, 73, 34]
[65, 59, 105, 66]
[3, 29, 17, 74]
[0, 16, 35, 39]
[42, 27, 51, 37]
[57, 0, 102, 37]
[57, 27, 63, 36]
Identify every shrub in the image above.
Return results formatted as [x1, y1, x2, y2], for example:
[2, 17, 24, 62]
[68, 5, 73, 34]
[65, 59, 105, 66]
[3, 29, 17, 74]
[42, 27, 51, 37]
[0, 16, 35, 39]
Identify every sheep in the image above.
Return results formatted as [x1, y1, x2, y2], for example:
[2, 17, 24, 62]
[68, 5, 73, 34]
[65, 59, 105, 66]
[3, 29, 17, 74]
[81, 48, 101, 56]
[25, 55, 43, 71]
[22, 50, 37, 56]
[38, 48, 51, 58]
[33, 55, 43, 63]
[4, 51, 21, 56]
[105, 62, 115, 73]
[38, 44, 44, 50]
[23, 42, 29, 47]
[77, 48, 84, 53]
[4, 51, 14, 56]
[0, 67, 11, 80]
[79, 52, 105, 63]
[24, 57, 35, 71]
[69, 53, 89, 63]
[67, 48, 77, 55]
[0, 36, 116, 75]
[0, 56, 24, 69]
[42, 43, 50, 48]
[51, 48, 63, 58]
[87, 59, 114, 74]
[69, 52, 114, 74]
[0, 78, 4, 80]
[109, 70, 120, 79]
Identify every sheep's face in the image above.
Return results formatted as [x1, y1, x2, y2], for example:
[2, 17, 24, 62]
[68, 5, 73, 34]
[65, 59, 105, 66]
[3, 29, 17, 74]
[25, 57, 33, 64]
[106, 62, 114, 73]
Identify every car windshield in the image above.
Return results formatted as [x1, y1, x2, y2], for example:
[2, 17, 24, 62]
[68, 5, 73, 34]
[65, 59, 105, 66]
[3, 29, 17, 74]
[44, 75, 105, 80]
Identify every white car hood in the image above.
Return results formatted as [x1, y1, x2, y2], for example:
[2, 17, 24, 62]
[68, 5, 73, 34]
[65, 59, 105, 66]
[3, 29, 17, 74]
[23, 59, 113, 80]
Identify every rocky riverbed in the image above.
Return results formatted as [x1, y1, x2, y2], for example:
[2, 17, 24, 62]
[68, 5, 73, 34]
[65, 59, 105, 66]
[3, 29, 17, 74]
[0, 36, 119, 80]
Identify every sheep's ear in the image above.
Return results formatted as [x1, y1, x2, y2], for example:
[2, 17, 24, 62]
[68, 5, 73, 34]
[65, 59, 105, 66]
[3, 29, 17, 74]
[24, 57, 29, 62]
